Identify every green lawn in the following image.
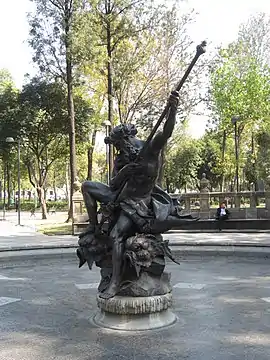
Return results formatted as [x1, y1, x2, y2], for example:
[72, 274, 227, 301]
[37, 223, 72, 235]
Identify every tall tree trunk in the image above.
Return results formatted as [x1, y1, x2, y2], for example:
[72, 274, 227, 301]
[37, 186, 48, 220]
[65, 0, 77, 221]
[106, 2, 114, 180]
[65, 162, 70, 205]
[53, 170, 57, 201]
[87, 130, 97, 180]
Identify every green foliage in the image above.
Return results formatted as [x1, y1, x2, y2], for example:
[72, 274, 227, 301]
[133, 6, 205, 130]
[164, 125, 202, 192]
[3, 3, 270, 197]
[244, 152, 257, 186]
[76, 2, 203, 130]
[252, 123, 270, 183]
[38, 223, 72, 235]
[208, 14, 270, 189]
[46, 200, 69, 211]
[210, 46, 270, 134]
[0, 70, 20, 147]
[238, 12, 270, 66]
[197, 132, 222, 189]
[92, 151, 107, 182]
[20, 201, 36, 211]
[0, 70, 23, 194]
[18, 200, 68, 212]
[18, 77, 70, 188]
[28, 0, 83, 81]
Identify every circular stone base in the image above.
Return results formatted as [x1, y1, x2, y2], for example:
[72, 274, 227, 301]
[94, 293, 176, 331]
[97, 293, 172, 315]
[93, 309, 177, 331]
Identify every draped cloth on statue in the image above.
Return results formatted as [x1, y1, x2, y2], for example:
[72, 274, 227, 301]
[120, 185, 173, 222]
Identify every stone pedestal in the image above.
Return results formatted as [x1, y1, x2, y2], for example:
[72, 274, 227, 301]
[200, 193, 210, 219]
[265, 192, 270, 211]
[234, 194, 241, 208]
[93, 293, 176, 331]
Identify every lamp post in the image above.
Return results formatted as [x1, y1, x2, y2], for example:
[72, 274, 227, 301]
[231, 116, 240, 192]
[6, 137, 21, 226]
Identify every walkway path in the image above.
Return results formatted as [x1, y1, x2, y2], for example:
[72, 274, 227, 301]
[1, 215, 270, 251]
[0, 220, 75, 251]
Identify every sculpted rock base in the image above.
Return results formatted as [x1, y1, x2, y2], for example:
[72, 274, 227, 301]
[117, 271, 172, 297]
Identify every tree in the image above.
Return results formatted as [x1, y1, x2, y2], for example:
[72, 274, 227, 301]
[18, 78, 70, 218]
[238, 12, 270, 66]
[79, 2, 207, 186]
[28, 0, 84, 220]
[164, 139, 202, 193]
[0, 70, 21, 208]
[18, 76, 93, 218]
[164, 123, 202, 193]
[248, 120, 270, 187]
[208, 38, 270, 190]
[76, 0, 161, 177]
[197, 131, 235, 191]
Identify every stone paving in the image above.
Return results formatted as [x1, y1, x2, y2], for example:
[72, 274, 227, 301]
[168, 231, 270, 246]
[2, 215, 270, 252]
[0, 220, 76, 251]
[1, 213, 270, 358]
[1, 256, 270, 359]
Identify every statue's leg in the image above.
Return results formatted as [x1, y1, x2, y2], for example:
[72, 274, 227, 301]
[99, 211, 133, 299]
[81, 182, 98, 227]
[80, 181, 114, 237]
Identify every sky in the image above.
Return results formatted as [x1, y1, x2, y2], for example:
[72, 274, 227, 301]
[0, 0, 269, 138]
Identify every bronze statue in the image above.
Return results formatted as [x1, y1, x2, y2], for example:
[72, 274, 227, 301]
[77, 41, 206, 300]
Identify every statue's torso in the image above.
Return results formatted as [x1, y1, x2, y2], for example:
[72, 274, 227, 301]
[121, 153, 160, 200]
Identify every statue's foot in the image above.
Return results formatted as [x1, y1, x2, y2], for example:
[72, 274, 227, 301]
[78, 224, 96, 239]
[99, 283, 118, 299]
[78, 231, 96, 247]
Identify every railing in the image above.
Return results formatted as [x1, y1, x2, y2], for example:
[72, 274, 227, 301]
[172, 191, 270, 219]
[72, 184, 270, 234]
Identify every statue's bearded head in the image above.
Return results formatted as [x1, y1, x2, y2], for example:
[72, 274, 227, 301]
[104, 124, 138, 152]
[104, 124, 138, 163]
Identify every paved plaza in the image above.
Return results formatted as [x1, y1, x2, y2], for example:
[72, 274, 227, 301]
[1, 215, 270, 358]
[1, 256, 270, 359]
[0, 219, 76, 250]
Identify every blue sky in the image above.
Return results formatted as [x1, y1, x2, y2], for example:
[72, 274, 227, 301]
[0, 0, 269, 137]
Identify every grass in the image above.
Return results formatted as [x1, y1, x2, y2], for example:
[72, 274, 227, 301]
[37, 223, 72, 236]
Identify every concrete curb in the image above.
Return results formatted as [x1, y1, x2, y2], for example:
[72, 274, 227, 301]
[168, 229, 270, 234]
[0, 248, 77, 263]
[169, 241, 270, 248]
[1, 244, 270, 263]
[2, 240, 270, 253]
[171, 245, 270, 258]
[0, 244, 78, 252]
